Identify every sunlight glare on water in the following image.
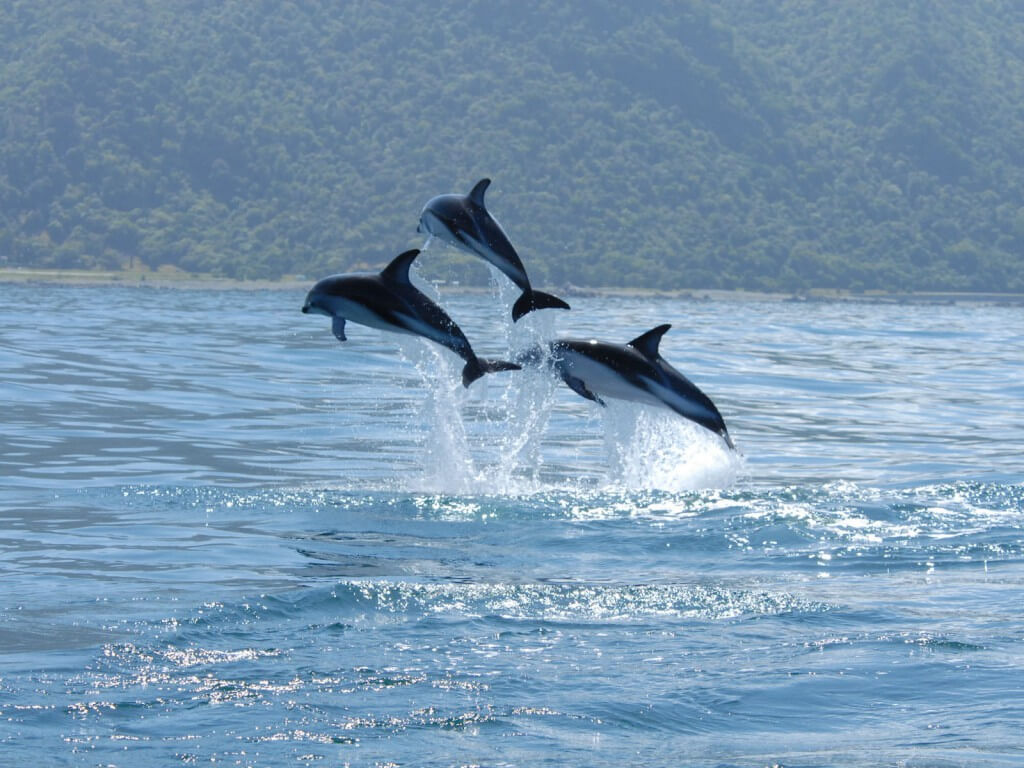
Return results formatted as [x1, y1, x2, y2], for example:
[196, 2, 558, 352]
[0, 282, 1022, 767]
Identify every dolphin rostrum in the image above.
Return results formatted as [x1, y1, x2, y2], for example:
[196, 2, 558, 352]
[301, 249, 520, 387]
[525, 324, 735, 449]
[417, 178, 571, 322]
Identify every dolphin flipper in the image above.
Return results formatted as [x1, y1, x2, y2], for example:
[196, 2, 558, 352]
[564, 374, 606, 406]
[332, 316, 347, 342]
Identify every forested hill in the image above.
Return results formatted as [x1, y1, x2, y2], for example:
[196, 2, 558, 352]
[2, 1, 1023, 292]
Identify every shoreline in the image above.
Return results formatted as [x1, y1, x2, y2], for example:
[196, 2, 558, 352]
[2, 267, 1023, 306]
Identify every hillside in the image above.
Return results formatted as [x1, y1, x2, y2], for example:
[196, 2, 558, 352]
[2, 0, 1023, 291]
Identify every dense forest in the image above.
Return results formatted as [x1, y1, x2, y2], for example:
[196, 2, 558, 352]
[2, 0, 1024, 292]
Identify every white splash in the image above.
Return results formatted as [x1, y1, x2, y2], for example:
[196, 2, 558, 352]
[600, 402, 743, 492]
[388, 258, 739, 495]
[392, 335, 476, 495]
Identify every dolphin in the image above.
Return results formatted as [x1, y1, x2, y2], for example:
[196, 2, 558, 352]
[417, 178, 571, 322]
[301, 249, 520, 388]
[524, 324, 736, 449]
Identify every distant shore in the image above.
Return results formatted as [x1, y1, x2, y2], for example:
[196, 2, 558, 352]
[2, 267, 1023, 306]
[0, 267, 307, 292]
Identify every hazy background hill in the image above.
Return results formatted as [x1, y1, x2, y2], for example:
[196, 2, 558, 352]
[2, 0, 1023, 291]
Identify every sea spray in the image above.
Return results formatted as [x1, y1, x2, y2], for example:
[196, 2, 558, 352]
[488, 266, 562, 493]
[601, 402, 743, 492]
[385, 260, 473, 492]
[392, 334, 477, 494]
[393, 253, 740, 493]
[393, 259, 557, 494]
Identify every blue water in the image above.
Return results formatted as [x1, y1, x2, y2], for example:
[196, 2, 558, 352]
[1, 281, 1022, 766]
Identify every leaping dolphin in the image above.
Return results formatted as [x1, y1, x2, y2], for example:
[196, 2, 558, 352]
[524, 324, 735, 449]
[301, 249, 520, 388]
[417, 178, 571, 322]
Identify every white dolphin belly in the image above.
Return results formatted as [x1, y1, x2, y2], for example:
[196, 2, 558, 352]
[560, 351, 662, 406]
[327, 296, 462, 356]
[324, 296, 401, 333]
[421, 211, 461, 249]
[422, 211, 524, 284]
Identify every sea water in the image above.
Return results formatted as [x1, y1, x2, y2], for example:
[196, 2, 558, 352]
[1, 281, 1022, 766]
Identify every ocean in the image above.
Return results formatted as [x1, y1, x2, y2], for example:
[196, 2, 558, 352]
[1, 280, 1022, 766]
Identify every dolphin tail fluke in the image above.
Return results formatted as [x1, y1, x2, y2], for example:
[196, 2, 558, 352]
[720, 430, 737, 451]
[461, 358, 522, 388]
[511, 290, 571, 322]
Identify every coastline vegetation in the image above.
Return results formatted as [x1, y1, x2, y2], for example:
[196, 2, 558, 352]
[2, 1, 1023, 293]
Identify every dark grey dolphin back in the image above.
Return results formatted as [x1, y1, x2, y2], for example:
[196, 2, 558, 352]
[380, 248, 421, 285]
[627, 324, 672, 359]
[377, 247, 521, 388]
[468, 178, 491, 209]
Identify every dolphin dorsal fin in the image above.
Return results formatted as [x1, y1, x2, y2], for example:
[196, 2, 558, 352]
[627, 324, 671, 359]
[380, 249, 420, 284]
[468, 178, 491, 208]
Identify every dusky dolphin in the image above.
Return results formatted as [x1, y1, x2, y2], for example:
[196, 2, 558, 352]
[417, 178, 570, 322]
[524, 324, 735, 449]
[301, 249, 520, 387]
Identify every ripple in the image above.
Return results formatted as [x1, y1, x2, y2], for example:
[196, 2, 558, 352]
[3, 286, 1024, 766]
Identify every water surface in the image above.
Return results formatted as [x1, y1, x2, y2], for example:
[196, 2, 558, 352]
[1, 282, 1022, 766]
